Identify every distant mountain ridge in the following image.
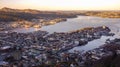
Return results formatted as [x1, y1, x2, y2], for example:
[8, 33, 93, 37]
[0, 7, 42, 14]
[0, 7, 77, 22]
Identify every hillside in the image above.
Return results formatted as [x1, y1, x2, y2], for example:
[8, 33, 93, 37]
[0, 7, 77, 22]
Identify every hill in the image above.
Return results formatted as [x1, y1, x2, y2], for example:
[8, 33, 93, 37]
[0, 7, 77, 22]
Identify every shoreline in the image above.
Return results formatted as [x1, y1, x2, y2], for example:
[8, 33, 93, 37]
[0, 26, 115, 67]
[0, 18, 67, 32]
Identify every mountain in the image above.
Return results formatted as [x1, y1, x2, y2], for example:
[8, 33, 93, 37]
[0, 7, 41, 14]
[0, 7, 77, 22]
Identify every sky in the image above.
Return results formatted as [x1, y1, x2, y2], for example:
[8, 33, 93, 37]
[0, 0, 120, 10]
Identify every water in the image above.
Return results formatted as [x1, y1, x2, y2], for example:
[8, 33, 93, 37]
[40, 16, 120, 34]
[13, 27, 41, 33]
[13, 16, 120, 52]
[69, 35, 120, 53]
[13, 16, 120, 34]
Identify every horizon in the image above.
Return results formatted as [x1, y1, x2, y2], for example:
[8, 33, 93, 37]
[1, 7, 120, 11]
[0, 0, 120, 11]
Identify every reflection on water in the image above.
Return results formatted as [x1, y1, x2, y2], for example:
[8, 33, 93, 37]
[69, 34, 120, 53]
[69, 36, 111, 53]
[13, 27, 41, 33]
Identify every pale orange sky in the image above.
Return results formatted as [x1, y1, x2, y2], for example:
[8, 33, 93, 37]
[0, 0, 120, 10]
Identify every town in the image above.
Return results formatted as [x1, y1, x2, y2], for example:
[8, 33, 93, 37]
[0, 26, 117, 67]
[0, 0, 120, 67]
